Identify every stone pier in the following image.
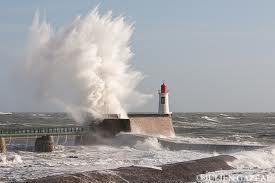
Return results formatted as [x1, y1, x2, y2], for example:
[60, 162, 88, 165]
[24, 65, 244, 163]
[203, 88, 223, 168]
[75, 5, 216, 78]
[0, 137, 6, 153]
[93, 114, 174, 138]
[77, 113, 175, 145]
[35, 135, 54, 152]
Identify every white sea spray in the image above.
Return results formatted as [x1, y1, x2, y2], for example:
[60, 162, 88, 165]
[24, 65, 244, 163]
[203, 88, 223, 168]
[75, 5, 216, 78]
[21, 8, 149, 122]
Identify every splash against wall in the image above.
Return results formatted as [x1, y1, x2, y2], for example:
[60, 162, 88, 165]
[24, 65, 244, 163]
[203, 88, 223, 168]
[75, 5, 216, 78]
[23, 8, 149, 122]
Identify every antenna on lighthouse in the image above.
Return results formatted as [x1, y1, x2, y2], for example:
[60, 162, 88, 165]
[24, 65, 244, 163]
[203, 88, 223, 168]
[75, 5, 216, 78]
[158, 82, 171, 114]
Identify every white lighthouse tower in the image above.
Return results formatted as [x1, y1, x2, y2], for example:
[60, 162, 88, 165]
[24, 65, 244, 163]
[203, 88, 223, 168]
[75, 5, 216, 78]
[158, 82, 171, 114]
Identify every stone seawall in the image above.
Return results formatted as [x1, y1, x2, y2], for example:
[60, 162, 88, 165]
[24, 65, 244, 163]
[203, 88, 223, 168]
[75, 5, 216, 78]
[128, 113, 175, 137]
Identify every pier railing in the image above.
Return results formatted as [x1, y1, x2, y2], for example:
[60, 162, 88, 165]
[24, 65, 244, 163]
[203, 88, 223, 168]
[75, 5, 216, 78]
[0, 126, 91, 137]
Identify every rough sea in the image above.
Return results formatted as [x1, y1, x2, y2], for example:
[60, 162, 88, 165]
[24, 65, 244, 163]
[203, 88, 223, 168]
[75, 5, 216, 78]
[0, 112, 275, 182]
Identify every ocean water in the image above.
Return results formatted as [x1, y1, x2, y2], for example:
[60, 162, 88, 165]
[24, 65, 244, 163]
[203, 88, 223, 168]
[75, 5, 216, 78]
[0, 112, 275, 182]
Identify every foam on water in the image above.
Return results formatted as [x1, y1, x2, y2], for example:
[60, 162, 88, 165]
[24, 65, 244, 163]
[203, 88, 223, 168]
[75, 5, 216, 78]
[220, 114, 229, 117]
[230, 147, 275, 169]
[1, 136, 269, 182]
[134, 137, 162, 150]
[0, 135, 213, 182]
[225, 116, 240, 120]
[172, 135, 260, 146]
[196, 147, 275, 183]
[0, 154, 23, 165]
[202, 116, 219, 122]
[0, 134, 273, 182]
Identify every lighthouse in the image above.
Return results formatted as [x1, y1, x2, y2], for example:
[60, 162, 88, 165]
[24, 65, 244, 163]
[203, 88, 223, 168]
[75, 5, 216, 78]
[158, 82, 171, 114]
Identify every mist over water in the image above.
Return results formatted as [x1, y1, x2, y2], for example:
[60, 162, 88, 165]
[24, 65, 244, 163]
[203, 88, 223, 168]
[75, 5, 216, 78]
[22, 8, 148, 122]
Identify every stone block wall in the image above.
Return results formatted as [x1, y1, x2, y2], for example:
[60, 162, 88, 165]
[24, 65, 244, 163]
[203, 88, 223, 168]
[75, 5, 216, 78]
[128, 113, 175, 137]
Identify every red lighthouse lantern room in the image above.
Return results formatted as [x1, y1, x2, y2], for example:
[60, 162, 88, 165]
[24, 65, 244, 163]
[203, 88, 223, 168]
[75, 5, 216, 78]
[161, 83, 167, 93]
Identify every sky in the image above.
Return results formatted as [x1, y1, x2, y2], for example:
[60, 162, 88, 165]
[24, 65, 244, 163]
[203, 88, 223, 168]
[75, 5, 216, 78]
[1, 0, 275, 112]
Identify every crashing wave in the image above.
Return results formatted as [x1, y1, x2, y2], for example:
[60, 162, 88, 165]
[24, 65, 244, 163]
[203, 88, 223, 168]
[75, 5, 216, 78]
[201, 116, 219, 122]
[0, 112, 12, 115]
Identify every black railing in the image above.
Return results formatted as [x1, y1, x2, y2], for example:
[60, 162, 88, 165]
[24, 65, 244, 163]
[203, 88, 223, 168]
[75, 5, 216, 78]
[0, 126, 90, 137]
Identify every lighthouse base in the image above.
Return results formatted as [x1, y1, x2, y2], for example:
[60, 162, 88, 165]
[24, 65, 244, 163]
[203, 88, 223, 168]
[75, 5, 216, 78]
[128, 113, 174, 137]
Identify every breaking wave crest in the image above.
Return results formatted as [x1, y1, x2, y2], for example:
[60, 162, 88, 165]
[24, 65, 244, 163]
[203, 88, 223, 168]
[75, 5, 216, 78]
[202, 116, 219, 122]
[134, 137, 162, 150]
[230, 147, 275, 169]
